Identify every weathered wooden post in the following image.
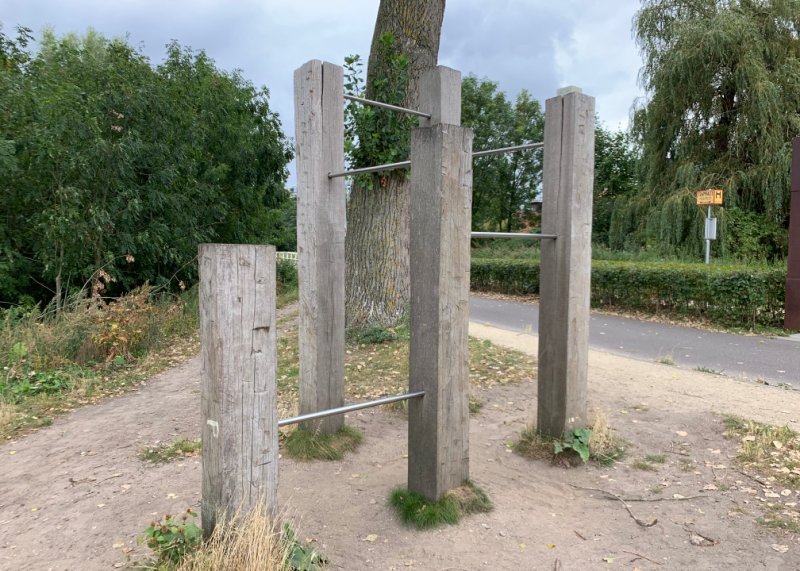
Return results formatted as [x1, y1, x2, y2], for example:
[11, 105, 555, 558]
[408, 67, 473, 501]
[537, 88, 595, 436]
[199, 244, 278, 536]
[784, 137, 800, 331]
[294, 60, 346, 433]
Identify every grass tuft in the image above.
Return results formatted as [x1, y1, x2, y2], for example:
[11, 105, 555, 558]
[632, 458, 659, 472]
[139, 437, 201, 464]
[389, 480, 492, 530]
[283, 425, 363, 461]
[721, 414, 800, 486]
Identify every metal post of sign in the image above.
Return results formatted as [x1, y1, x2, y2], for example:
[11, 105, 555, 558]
[705, 206, 711, 264]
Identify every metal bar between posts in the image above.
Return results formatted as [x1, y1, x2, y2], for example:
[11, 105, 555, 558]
[472, 142, 543, 158]
[344, 94, 431, 119]
[328, 142, 545, 179]
[471, 232, 556, 240]
[278, 391, 425, 427]
[328, 160, 411, 179]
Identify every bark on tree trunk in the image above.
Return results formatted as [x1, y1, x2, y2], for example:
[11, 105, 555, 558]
[345, 0, 445, 327]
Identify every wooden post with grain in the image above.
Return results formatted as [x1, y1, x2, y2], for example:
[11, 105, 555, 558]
[537, 88, 595, 436]
[199, 243, 278, 537]
[408, 66, 473, 501]
[294, 60, 346, 434]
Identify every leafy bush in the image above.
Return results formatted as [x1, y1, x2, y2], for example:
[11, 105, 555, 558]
[471, 258, 786, 328]
[141, 510, 202, 565]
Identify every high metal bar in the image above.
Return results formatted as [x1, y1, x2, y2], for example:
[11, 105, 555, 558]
[471, 232, 556, 240]
[328, 160, 411, 179]
[344, 94, 431, 119]
[472, 142, 544, 158]
[278, 391, 425, 427]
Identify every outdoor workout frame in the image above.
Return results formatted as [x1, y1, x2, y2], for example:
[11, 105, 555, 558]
[198, 60, 594, 535]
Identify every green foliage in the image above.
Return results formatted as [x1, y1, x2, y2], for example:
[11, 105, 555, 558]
[389, 481, 492, 530]
[470, 258, 787, 328]
[462, 75, 544, 232]
[344, 33, 414, 189]
[593, 124, 641, 246]
[628, 0, 798, 259]
[282, 524, 326, 571]
[283, 425, 363, 461]
[0, 27, 293, 304]
[139, 437, 201, 464]
[554, 427, 592, 463]
[140, 510, 202, 565]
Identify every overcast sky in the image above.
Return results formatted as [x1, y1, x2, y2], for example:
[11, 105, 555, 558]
[3, 0, 644, 183]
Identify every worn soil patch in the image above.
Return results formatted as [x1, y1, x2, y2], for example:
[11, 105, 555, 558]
[1, 322, 799, 570]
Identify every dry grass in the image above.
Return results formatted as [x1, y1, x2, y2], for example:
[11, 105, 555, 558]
[176, 506, 292, 571]
[722, 414, 800, 487]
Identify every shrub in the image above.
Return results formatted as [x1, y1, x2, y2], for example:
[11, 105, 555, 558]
[470, 258, 786, 328]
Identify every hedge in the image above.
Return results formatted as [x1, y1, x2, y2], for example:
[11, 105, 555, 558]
[470, 258, 787, 329]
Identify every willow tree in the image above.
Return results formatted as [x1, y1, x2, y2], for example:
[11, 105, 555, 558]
[344, 0, 445, 327]
[623, 0, 800, 259]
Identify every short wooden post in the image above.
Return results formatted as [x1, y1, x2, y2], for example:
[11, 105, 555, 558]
[408, 66, 472, 501]
[199, 244, 278, 537]
[537, 88, 595, 436]
[294, 60, 346, 433]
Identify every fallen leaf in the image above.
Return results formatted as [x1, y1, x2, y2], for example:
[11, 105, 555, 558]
[364, 534, 377, 542]
[771, 544, 789, 553]
[703, 484, 718, 491]
[742, 435, 756, 442]
[547, 543, 556, 549]
[97, 503, 106, 508]
[602, 556, 614, 563]
[519, 543, 526, 549]
[166, 493, 178, 499]
[773, 441, 784, 450]
[112, 542, 125, 549]
[676, 431, 688, 437]
[673, 494, 685, 499]
[764, 492, 780, 498]
[8, 451, 16, 455]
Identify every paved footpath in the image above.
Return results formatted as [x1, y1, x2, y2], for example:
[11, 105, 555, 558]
[470, 295, 800, 388]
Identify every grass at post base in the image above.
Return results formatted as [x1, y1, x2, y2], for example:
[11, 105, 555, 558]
[282, 425, 363, 461]
[389, 480, 492, 530]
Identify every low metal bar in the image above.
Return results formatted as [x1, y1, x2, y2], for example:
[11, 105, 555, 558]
[328, 160, 411, 179]
[472, 142, 544, 159]
[344, 94, 431, 119]
[471, 232, 556, 240]
[278, 391, 425, 427]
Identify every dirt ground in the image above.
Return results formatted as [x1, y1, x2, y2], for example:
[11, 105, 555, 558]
[1, 320, 799, 570]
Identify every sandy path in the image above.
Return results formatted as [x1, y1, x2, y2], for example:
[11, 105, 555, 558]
[0, 322, 798, 570]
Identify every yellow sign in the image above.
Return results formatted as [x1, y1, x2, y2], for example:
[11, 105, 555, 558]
[696, 189, 724, 206]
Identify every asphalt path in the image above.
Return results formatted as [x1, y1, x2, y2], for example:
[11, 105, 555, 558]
[470, 295, 800, 388]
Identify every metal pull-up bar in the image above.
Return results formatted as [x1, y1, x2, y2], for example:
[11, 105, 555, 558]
[328, 142, 544, 179]
[278, 391, 425, 427]
[344, 94, 431, 119]
[471, 232, 556, 240]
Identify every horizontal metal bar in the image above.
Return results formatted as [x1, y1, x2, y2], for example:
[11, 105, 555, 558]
[471, 232, 557, 240]
[278, 391, 425, 427]
[329, 142, 543, 179]
[344, 94, 431, 119]
[472, 142, 544, 159]
[328, 160, 411, 179]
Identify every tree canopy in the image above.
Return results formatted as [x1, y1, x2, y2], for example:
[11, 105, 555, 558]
[461, 75, 544, 232]
[623, 0, 800, 260]
[0, 27, 293, 305]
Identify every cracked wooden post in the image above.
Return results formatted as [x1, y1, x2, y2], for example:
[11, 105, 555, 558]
[537, 88, 595, 436]
[408, 66, 473, 501]
[199, 243, 278, 537]
[294, 60, 346, 433]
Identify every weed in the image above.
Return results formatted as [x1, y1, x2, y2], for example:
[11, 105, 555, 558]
[140, 509, 202, 565]
[283, 425, 363, 461]
[656, 355, 675, 366]
[648, 485, 663, 495]
[721, 414, 799, 486]
[679, 459, 694, 472]
[588, 411, 625, 465]
[347, 324, 407, 345]
[695, 366, 723, 375]
[468, 396, 482, 414]
[514, 428, 556, 461]
[139, 438, 201, 464]
[389, 480, 492, 530]
[644, 454, 667, 464]
[757, 515, 800, 533]
[555, 428, 592, 463]
[633, 458, 658, 472]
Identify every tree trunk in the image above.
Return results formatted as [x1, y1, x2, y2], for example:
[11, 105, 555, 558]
[345, 0, 445, 327]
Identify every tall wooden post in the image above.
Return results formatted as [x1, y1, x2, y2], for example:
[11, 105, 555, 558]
[537, 88, 595, 436]
[199, 244, 278, 537]
[408, 67, 473, 501]
[294, 60, 346, 433]
[785, 137, 800, 331]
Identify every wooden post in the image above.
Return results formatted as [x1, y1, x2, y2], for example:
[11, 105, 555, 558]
[294, 60, 346, 433]
[537, 88, 595, 436]
[408, 67, 472, 501]
[784, 137, 800, 331]
[199, 244, 278, 537]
